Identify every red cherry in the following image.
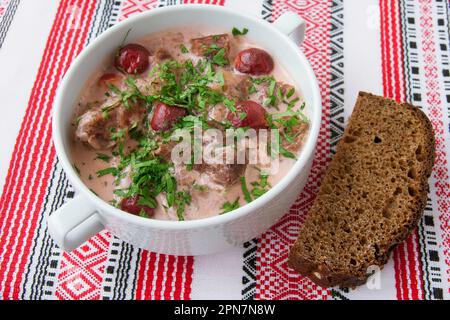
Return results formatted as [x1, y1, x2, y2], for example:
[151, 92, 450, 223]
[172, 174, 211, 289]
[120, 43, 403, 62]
[120, 196, 155, 217]
[150, 102, 187, 132]
[227, 101, 268, 129]
[234, 48, 274, 75]
[115, 44, 150, 74]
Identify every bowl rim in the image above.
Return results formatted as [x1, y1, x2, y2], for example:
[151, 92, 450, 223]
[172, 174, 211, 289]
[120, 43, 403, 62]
[52, 4, 322, 230]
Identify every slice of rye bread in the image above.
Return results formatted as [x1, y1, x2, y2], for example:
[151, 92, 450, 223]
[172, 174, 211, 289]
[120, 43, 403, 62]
[288, 92, 435, 288]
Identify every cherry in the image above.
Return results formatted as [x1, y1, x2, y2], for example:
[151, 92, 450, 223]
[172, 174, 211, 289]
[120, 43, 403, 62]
[115, 44, 150, 74]
[234, 48, 274, 75]
[150, 102, 187, 132]
[120, 196, 155, 217]
[227, 101, 268, 129]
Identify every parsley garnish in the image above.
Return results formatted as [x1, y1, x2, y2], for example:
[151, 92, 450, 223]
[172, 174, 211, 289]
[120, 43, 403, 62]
[175, 191, 191, 221]
[232, 27, 249, 36]
[96, 153, 111, 163]
[250, 172, 271, 199]
[286, 87, 295, 99]
[212, 48, 229, 66]
[180, 44, 189, 54]
[193, 184, 208, 192]
[73, 164, 81, 175]
[221, 198, 240, 214]
[107, 76, 145, 109]
[240, 177, 252, 203]
[138, 196, 157, 208]
[280, 146, 296, 159]
[223, 98, 237, 113]
[139, 209, 150, 218]
[120, 29, 132, 48]
[96, 167, 119, 177]
[216, 71, 225, 87]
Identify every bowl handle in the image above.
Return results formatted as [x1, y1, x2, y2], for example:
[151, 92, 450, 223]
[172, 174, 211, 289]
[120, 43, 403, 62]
[273, 11, 306, 46]
[47, 195, 104, 251]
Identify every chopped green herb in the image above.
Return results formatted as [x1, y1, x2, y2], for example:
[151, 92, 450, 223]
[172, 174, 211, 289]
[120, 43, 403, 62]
[268, 79, 276, 96]
[212, 48, 229, 66]
[96, 153, 111, 163]
[263, 95, 276, 108]
[287, 97, 300, 110]
[232, 27, 249, 36]
[193, 184, 208, 192]
[240, 177, 252, 203]
[286, 87, 295, 99]
[276, 87, 284, 101]
[163, 173, 176, 207]
[96, 167, 119, 177]
[252, 76, 275, 85]
[216, 72, 225, 87]
[107, 76, 145, 110]
[250, 173, 270, 199]
[111, 128, 126, 141]
[280, 146, 297, 159]
[120, 29, 132, 48]
[138, 196, 157, 208]
[221, 198, 240, 214]
[239, 112, 248, 120]
[223, 98, 237, 113]
[139, 209, 150, 218]
[180, 44, 189, 54]
[73, 164, 81, 175]
[175, 191, 191, 221]
[300, 102, 306, 110]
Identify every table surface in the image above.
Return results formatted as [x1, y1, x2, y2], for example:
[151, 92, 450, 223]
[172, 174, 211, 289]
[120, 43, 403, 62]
[0, 0, 449, 300]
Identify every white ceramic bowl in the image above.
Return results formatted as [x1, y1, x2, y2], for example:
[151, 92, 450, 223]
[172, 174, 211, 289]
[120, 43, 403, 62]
[48, 5, 321, 255]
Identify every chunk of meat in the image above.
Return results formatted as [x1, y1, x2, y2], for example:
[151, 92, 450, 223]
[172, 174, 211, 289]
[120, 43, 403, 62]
[76, 101, 146, 150]
[196, 132, 247, 187]
[222, 70, 251, 100]
[197, 163, 246, 187]
[134, 76, 162, 97]
[152, 48, 172, 63]
[97, 73, 123, 88]
[280, 122, 310, 152]
[172, 165, 200, 188]
[234, 48, 274, 75]
[190, 34, 230, 58]
[208, 104, 228, 125]
[120, 196, 155, 217]
[154, 139, 177, 160]
[76, 108, 117, 149]
[156, 127, 246, 188]
[150, 102, 187, 132]
[209, 71, 250, 100]
[115, 43, 150, 74]
[227, 101, 268, 129]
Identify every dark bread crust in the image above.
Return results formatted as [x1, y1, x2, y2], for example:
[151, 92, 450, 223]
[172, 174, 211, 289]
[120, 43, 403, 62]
[288, 92, 435, 288]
